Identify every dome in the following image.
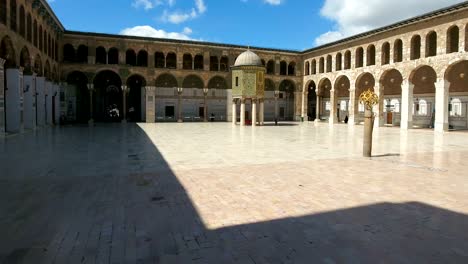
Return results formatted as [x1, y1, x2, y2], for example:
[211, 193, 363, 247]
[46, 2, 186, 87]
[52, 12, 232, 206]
[234, 50, 263, 67]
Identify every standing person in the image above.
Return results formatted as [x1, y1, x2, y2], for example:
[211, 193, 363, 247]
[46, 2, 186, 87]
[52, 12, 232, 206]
[344, 115, 349, 124]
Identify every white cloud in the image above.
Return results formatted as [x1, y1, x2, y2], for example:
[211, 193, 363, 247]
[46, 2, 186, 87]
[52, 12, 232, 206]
[160, 0, 206, 24]
[264, 0, 282, 5]
[315, 0, 465, 46]
[119, 25, 196, 40]
[132, 0, 176, 10]
[195, 0, 207, 13]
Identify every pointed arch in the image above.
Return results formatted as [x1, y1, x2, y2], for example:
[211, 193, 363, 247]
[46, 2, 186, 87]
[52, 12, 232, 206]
[136, 50, 148, 67]
[155, 73, 178, 88]
[0, 36, 17, 68]
[166, 52, 176, 69]
[207, 76, 228, 89]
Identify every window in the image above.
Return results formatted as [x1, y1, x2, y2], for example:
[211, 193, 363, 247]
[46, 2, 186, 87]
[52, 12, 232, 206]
[450, 98, 462, 116]
[325, 101, 331, 111]
[235, 77, 239, 87]
[391, 99, 400, 113]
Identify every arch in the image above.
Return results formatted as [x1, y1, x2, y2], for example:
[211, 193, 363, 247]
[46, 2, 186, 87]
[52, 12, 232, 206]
[344, 51, 351, 70]
[409, 65, 437, 94]
[166, 52, 176, 69]
[10, 0, 17, 31]
[96, 46, 107, 64]
[355, 47, 364, 68]
[0, 0, 6, 25]
[26, 13, 32, 42]
[445, 60, 468, 93]
[183, 53, 192, 70]
[280, 61, 287, 75]
[311, 59, 317, 74]
[355, 72, 375, 96]
[220, 56, 229, 72]
[0, 36, 17, 68]
[194, 54, 203, 70]
[182, 74, 204, 88]
[326, 55, 332, 73]
[288, 61, 296, 75]
[366, 45, 376, 66]
[305, 61, 310, 75]
[38, 26, 42, 51]
[44, 60, 51, 80]
[381, 42, 390, 65]
[207, 76, 228, 89]
[19, 46, 31, 73]
[154, 51, 165, 68]
[394, 39, 403, 63]
[126, 49, 136, 66]
[93, 70, 123, 122]
[265, 78, 275, 91]
[410, 35, 421, 60]
[279, 79, 295, 92]
[335, 53, 342, 71]
[334, 75, 350, 98]
[380, 69, 403, 96]
[108, 47, 119, 64]
[136, 50, 148, 67]
[210, 55, 219, 71]
[19, 5, 25, 37]
[34, 54, 42, 75]
[63, 44, 75, 62]
[155, 73, 178, 88]
[67, 71, 90, 123]
[266, 60, 275, 74]
[318, 57, 324, 73]
[447, 26, 459, 53]
[33, 20, 37, 47]
[261, 59, 265, 66]
[426, 31, 437, 57]
[318, 78, 332, 98]
[126, 74, 146, 122]
[76, 45, 88, 63]
[306, 80, 317, 119]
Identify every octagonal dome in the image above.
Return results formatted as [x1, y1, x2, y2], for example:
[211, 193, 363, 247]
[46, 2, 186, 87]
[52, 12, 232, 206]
[234, 50, 263, 67]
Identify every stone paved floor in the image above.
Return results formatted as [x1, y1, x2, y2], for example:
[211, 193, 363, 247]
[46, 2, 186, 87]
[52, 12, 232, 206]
[1, 122, 468, 264]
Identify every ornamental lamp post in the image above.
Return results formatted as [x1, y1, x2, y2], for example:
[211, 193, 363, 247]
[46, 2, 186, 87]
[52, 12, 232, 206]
[203, 87, 209, 122]
[177, 87, 183, 122]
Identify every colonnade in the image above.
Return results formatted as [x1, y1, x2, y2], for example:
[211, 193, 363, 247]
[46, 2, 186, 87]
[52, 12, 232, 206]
[231, 98, 265, 126]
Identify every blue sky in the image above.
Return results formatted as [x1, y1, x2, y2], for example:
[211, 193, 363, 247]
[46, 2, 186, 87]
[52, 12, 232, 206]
[47, 0, 465, 51]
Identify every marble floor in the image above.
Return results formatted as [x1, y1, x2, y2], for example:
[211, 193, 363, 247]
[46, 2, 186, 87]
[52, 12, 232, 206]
[1, 122, 468, 263]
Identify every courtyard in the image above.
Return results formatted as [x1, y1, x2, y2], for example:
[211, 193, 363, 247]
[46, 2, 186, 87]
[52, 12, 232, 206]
[1, 122, 468, 263]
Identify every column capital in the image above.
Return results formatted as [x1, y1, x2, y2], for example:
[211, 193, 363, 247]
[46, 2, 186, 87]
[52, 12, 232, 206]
[87, 83, 94, 91]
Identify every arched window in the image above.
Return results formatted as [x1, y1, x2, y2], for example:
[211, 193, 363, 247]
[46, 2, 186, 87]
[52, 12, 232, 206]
[447, 26, 459, 53]
[450, 98, 462, 116]
[426, 31, 437, 57]
[410, 35, 421, 60]
[344, 51, 351, 69]
[305, 61, 310, 75]
[183, 54, 192, 70]
[166, 52, 176, 69]
[355, 47, 363, 68]
[319, 57, 324, 73]
[311, 59, 316, 74]
[417, 100, 428, 116]
[19, 5, 25, 37]
[210, 56, 219, 71]
[76, 45, 88, 63]
[63, 44, 75, 62]
[95, 46, 107, 64]
[335, 53, 342, 71]
[38, 26, 42, 51]
[381, 42, 390, 65]
[288, 62, 296, 75]
[10, 0, 17, 31]
[33, 20, 37, 47]
[266, 60, 275, 74]
[366, 45, 375, 66]
[136, 50, 148, 67]
[194, 54, 204, 70]
[154, 52, 165, 68]
[126, 49, 136, 66]
[326, 55, 332, 72]
[394, 39, 403, 63]
[26, 13, 32, 42]
[108, 48, 119, 64]
[43, 31, 47, 53]
[220, 56, 229, 72]
[0, 0, 6, 25]
[280, 61, 287, 75]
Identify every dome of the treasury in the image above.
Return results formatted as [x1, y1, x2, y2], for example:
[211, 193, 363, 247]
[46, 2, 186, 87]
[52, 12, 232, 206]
[234, 50, 263, 67]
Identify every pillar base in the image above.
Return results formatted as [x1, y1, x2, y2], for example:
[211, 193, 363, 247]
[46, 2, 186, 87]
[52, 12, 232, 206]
[88, 119, 94, 126]
[177, 119, 183, 123]
[435, 122, 449, 133]
[122, 119, 127, 124]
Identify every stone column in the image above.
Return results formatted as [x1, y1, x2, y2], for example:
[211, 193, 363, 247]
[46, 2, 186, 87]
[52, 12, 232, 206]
[177, 88, 183, 123]
[203, 91, 208, 122]
[401, 79, 414, 130]
[6, 68, 23, 133]
[0, 58, 5, 134]
[145, 86, 156, 123]
[259, 99, 265, 125]
[434, 78, 450, 132]
[36, 77, 46, 126]
[87, 84, 94, 125]
[294, 91, 301, 121]
[122, 85, 128, 123]
[329, 89, 337, 124]
[232, 99, 237, 125]
[374, 83, 385, 128]
[348, 89, 357, 125]
[240, 98, 246, 126]
[274, 92, 279, 123]
[252, 98, 257, 126]
[315, 94, 320, 121]
[23, 74, 36, 129]
[301, 90, 307, 121]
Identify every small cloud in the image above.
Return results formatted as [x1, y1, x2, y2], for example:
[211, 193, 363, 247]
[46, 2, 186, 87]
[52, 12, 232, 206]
[119, 25, 197, 41]
[264, 0, 282, 5]
[314, 31, 344, 46]
[195, 0, 206, 13]
[132, 0, 155, 10]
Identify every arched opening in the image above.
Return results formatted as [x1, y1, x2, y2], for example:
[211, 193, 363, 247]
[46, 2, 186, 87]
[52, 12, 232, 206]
[10, 0, 17, 31]
[447, 26, 459, 53]
[66, 71, 89, 123]
[344, 51, 351, 70]
[63, 44, 75, 63]
[336, 53, 342, 71]
[318, 78, 332, 120]
[318, 58, 324, 73]
[194, 54, 203, 70]
[95, 46, 106, 64]
[311, 59, 316, 74]
[381, 42, 390, 65]
[266, 60, 275, 74]
[326, 55, 332, 73]
[280, 61, 287, 75]
[355, 47, 364, 68]
[108, 48, 119, 65]
[307, 81, 317, 120]
[183, 54, 193, 70]
[166, 52, 176, 69]
[34, 54, 42, 76]
[136, 50, 148, 67]
[93, 70, 123, 122]
[33, 20, 37, 47]
[207, 76, 227, 90]
[26, 13, 32, 42]
[126, 49, 136, 66]
[410, 65, 437, 128]
[19, 5, 25, 37]
[126, 75, 146, 122]
[426, 31, 437, 57]
[380, 69, 403, 126]
[182, 75, 204, 89]
[19, 46, 31, 73]
[355, 72, 376, 123]
[210, 56, 219, 71]
[410, 35, 421, 60]
[154, 52, 165, 68]
[288, 62, 296, 75]
[76, 45, 88, 63]
[278, 80, 295, 121]
[44, 61, 50, 80]
[366, 45, 376, 66]
[220, 56, 229, 72]
[44, 31, 47, 54]
[445, 60, 468, 130]
[1, 36, 17, 68]
[394, 39, 403, 63]
[38, 26, 42, 51]
[0, 0, 6, 25]
[334, 76, 350, 122]
[155, 73, 178, 88]
[305, 61, 310, 75]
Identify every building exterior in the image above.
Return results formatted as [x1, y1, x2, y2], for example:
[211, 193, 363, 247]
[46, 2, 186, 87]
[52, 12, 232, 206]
[1, 0, 468, 134]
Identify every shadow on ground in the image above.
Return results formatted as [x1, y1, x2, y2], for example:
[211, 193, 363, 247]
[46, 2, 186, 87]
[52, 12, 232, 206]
[0, 124, 467, 263]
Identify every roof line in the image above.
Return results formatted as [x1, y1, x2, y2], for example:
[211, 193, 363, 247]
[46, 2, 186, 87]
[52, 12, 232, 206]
[40, 0, 65, 31]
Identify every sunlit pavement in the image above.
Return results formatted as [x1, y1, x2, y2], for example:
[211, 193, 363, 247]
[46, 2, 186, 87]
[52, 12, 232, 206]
[1, 122, 468, 263]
